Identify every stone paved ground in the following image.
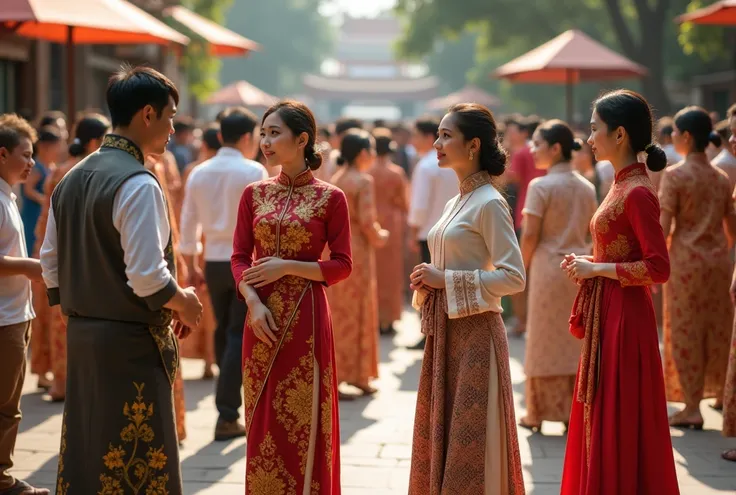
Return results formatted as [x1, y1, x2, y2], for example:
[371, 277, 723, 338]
[12, 310, 736, 494]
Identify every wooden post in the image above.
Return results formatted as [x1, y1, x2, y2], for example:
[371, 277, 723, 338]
[566, 69, 574, 124]
[66, 25, 76, 126]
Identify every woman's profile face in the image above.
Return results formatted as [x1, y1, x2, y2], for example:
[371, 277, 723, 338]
[530, 131, 554, 170]
[434, 113, 469, 170]
[588, 110, 616, 163]
[260, 111, 299, 167]
[670, 124, 691, 156]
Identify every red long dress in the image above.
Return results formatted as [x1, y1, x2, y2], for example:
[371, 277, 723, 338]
[231, 168, 352, 494]
[561, 163, 679, 494]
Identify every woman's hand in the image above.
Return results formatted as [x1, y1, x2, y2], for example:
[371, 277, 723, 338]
[244, 257, 289, 288]
[565, 257, 598, 280]
[410, 263, 445, 289]
[248, 301, 278, 347]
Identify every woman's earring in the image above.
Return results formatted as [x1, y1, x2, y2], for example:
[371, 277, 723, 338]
[469, 151, 474, 161]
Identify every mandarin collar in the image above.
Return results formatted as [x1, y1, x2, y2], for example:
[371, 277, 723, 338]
[277, 167, 314, 187]
[101, 134, 144, 164]
[548, 162, 572, 174]
[614, 162, 646, 183]
[459, 170, 492, 196]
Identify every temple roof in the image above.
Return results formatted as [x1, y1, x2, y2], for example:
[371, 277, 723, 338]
[302, 74, 439, 100]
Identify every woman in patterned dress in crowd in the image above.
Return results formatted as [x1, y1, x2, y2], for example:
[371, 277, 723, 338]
[561, 89, 679, 494]
[658, 106, 736, 428]
[720, 102, 736, 462]
[34, 114, 110, 401]
[408, 103, 526, 494]
[328, 130, 388, 397]
[519, 120, 597, 432]
[232, 100, 352, 493]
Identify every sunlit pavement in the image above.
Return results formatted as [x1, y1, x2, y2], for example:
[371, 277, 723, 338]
[12, 309, 736, 494]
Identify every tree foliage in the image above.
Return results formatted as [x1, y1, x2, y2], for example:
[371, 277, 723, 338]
[394, 0, 726, 116]
[219, 0, 334, 97]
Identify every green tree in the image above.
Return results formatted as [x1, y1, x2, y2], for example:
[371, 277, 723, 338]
[395, 0, 700, 114]
[219, 0, 334, 97]
[174, 0, 233, 101]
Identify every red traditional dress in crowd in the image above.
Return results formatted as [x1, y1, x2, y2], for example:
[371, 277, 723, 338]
[562, 163, 680, 494]
[232, 168, 352, 494]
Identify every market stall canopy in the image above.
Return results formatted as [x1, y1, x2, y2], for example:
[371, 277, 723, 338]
[163, 5, 260, 56]
[2, 0, 189, 45]
[206, 80, 278, 107]
[426, 85, 500, 111]
[493, 29, 647, 84]
[676, 0, 736, 25]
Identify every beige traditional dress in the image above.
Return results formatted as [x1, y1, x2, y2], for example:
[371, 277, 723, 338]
[409, 171, 526, 495]
[328, 168, 382, 387]
[522, 164, 597, 424]
[369, 160, 409, 329]
[725, 327, 736, 437]
[659, 153, 735, 408]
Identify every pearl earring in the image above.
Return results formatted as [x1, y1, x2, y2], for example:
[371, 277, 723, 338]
[469, 151, 474, 161]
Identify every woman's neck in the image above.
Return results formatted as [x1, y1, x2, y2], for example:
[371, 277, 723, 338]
[280, 159, 308, 180]
[454, 164, 482, 183]
[610, 152, 638, 175]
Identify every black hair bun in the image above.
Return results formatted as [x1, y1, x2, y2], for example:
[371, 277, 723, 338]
[644, 144, 667, 172]
[68, 138, 85, 158]
[572, 139, 583, 152]
[336, 155, 346, 166]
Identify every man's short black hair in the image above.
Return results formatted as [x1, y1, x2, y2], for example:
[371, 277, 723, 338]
[219, 106, 258, 145]
[414, 116, 439, 137]
[334, 118, 363, 136]
[202, 123, 222, 151]
[173, 117, 195, 134]
[106, 64, 179, 129]
[503, 113, 527, 133]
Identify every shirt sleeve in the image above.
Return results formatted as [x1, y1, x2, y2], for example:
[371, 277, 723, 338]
[318, 190, 353, 286]
[444, 199, 526, 319]
[178, 170, 202, 256]
[231, 185, 259, 298]
[408, 161, 431, 229]
[521, 178, 546, 218]
[113, 174, 176, 310]
[616, 186, 670, 287]
[40, 200, 60, 305]
[657, 169, 678, 215]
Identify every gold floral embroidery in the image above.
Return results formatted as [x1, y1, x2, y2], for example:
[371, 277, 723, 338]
[321, 365, 334, 472]
[254, 219, 277, 256]
[252, 182, 286, 218]
[98, 382, 170, 495]
[57, 413, 70, 495]
[101, 135, 144, 164]
[273, 346, 315, 474]
[290, 184, 332, 222]
[605, 234, 631, 261]
[279, 220, 313, 257]
[459, 171, 492, 195]
[148, 325, 179, 386]
[451, 270, 480, 318]
[246, 432, 297, 495]
[618, 260, 653, 287]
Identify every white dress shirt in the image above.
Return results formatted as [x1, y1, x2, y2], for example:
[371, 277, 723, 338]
[0, 178, 35, 326]
[408, 151, 459, 241]
[179, 147, 268, 261]
[41, 173, 174, 299]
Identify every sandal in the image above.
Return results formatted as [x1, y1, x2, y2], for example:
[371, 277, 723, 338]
[518, 417, 541, 432]
[338, 391, 355, 402]
[668, 411, 704, 430]
[722, 449, 736, 462]
[350, 384, 378, 396]
[2, 479, 50, 495]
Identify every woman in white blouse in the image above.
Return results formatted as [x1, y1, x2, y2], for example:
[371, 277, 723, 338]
[407, 103, 526, 495]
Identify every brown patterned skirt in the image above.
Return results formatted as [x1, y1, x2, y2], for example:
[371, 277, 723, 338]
[56, 318, 182, 495]
[409, 291, 524, 494]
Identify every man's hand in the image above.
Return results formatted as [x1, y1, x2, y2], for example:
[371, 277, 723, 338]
[173, 319, 193, 339]
[24, 259, 44, 283]
[176, 287, 203, 328]
[188, 266, 206, 289]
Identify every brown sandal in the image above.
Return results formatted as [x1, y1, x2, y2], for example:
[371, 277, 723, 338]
[722, 449, 736, 462]
[518, 417, 541, 432]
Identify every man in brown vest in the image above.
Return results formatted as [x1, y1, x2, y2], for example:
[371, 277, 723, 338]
[39, 65, 202, 494]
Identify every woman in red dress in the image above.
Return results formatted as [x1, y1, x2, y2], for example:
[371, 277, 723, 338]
[561, 89, 680, 494]
[232, 100, 352, 494]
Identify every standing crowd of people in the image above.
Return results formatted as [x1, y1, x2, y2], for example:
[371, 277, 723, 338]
[0, 62, 735, 494]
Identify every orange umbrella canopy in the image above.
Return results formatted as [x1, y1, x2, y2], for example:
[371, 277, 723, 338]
[494, 29, 647, 84]
[163, 6, 260, 57]
[426, 85, 501, 111]
[2, 0, 189, 45]
[206, 80, 278, 107]
[676, 0, 736, 25]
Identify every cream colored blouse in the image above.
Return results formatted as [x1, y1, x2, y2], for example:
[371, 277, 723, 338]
[412, 171, 526, 319]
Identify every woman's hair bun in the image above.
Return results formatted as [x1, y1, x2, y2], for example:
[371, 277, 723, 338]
[709, 130, 722, 148]
[644, 143, 667, 172]
[572, 139, 583, 152]
[336, 155, 346, 166]
[68, 138, 85, 158]
[304, 144, 323, 170]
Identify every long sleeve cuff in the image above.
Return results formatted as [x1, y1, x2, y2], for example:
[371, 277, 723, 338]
[142, 276, 178, 311]
[47, 287, 60, 307]
[444, 269, 483, 319]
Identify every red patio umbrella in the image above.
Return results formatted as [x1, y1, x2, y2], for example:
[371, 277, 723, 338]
[493, 29, 647, 122]
[676, 0, 736, 24]
[426, 84, 501, 111]
[163, 5, 260, 57]
[206, 80, 278, 108]
[1, 0, 189, 122]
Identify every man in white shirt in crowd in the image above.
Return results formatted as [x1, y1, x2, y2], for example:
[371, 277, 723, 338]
[0, 115, 48, 495]
[407, 116, 458, 349]
[179, 106, 267, 441]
